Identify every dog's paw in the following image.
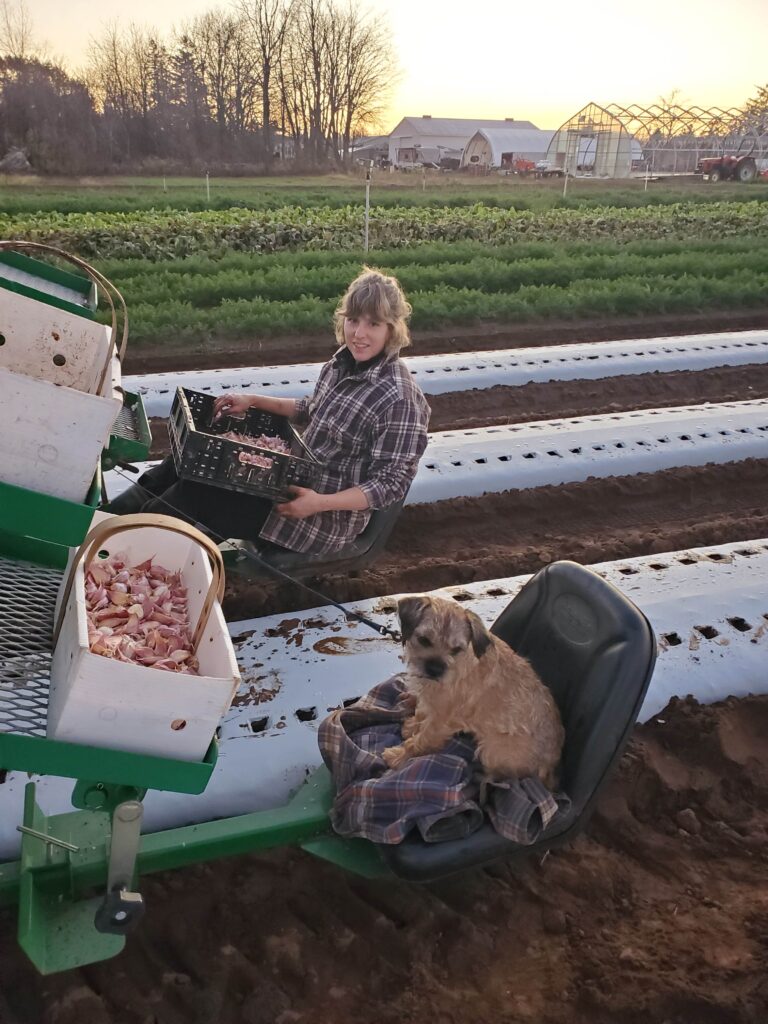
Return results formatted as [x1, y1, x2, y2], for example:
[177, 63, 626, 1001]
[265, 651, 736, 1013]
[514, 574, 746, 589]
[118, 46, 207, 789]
[382, 744, 409, 769]
[400, 715, 417, 739]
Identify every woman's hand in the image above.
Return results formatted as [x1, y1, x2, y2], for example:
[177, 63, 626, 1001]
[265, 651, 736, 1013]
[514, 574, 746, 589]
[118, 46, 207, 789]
[275, 487, 328, 519]
[212, 393, 254, 421]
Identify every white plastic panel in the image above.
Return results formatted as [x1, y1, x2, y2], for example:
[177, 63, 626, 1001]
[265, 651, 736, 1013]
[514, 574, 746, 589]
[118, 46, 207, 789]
[124, 329, 768, 418]
[104, 399, 768, 505]
[1, 538, 767, 860]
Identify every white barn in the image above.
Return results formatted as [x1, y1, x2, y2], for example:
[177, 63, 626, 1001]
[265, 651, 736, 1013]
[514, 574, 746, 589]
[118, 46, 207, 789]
[388, 116, 538, 168]
[461, 128, 556, 169]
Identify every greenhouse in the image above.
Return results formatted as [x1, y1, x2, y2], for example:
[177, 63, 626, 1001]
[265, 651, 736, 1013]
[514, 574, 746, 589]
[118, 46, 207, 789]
[547, 101, 768, 177]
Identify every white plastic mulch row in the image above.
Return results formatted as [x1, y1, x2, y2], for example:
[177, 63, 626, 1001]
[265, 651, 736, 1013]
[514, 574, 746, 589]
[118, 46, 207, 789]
[1, 538, 766, 860]
[124, 329, 768, 418]
[104, 398, 768, 505]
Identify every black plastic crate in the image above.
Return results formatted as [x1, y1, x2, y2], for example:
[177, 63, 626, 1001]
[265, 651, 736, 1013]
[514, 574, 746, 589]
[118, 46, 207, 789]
[169, 387, 319, 501]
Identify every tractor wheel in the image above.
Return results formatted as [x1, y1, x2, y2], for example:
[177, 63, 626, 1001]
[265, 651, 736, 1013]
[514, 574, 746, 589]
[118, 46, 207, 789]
[738, 158, 757, 183]
[709, 168, 721, 183]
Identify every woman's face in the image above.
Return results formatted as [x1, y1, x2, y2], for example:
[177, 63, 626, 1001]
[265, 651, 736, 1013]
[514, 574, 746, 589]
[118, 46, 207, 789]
[344, 314, 390, 362]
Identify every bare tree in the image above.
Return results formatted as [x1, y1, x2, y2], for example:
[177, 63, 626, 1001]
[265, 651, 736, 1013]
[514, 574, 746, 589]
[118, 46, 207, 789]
[277, 0, 394, 165]
[335, 3, 395, 160]
[0, 0, 395, 172]
[0, 0, 36, 59]
[239, 0, 295, 162]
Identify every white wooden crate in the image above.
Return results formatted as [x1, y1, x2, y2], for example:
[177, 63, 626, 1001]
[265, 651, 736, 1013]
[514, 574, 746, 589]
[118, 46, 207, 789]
[0, 286, 113, 394]
[0, 358, 122, 503]
[0, 283, 123, 502]
[49, 515, 241, 762]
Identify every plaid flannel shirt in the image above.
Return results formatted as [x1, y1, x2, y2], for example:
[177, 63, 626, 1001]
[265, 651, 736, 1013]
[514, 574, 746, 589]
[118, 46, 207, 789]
[318, 675, 570, 846]
[259, 347, 430, 554]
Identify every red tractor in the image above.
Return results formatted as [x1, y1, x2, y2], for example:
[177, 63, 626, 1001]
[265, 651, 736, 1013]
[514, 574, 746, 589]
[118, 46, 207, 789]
[507, 157, 536, 176]
[697, 153, 758, 183]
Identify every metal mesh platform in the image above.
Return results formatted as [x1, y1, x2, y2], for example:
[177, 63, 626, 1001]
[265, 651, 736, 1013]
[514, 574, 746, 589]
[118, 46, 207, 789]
[111, 404, 140, 442]
[0, 556, 63, 737]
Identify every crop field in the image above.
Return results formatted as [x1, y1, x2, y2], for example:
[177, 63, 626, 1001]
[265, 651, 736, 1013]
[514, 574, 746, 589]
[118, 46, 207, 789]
[3, 175, 768, 351]
[3, 170, 768, 214]
[2, 174, 768, 1024]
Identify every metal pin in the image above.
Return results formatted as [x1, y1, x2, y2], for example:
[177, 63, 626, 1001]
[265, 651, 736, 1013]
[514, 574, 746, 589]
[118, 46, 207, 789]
[16, 825, 80, 852]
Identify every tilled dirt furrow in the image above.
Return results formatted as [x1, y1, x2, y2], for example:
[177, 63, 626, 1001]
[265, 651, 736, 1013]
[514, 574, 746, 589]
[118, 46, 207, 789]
[224, 457, 768, 620]
[3, 696, 767, 1024]
[147, 361, 768, 460]
[124, 308, 768, 375]
[427, 362, 768, 431]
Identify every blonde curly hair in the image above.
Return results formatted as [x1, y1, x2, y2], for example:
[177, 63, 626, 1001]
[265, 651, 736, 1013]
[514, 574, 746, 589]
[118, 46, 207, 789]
[333, 267, 412, 354]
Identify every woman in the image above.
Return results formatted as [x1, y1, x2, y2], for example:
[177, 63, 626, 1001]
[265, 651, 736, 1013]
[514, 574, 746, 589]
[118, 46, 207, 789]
[109, 268, 430, 556]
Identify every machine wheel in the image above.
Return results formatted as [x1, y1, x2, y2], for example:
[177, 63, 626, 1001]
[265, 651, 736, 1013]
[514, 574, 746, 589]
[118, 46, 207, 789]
[709, 168, 721, 183]
[738, 158, 757, 183]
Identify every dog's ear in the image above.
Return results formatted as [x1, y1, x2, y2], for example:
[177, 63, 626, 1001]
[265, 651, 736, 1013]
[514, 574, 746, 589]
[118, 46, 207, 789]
[466, 609, 492, 658]
[397, 595, 429, 643]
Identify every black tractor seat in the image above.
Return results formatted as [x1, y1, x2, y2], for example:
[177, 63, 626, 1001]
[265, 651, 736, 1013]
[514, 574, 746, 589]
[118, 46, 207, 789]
[229, 497, 406, 580]
[379, 560, 657, 881]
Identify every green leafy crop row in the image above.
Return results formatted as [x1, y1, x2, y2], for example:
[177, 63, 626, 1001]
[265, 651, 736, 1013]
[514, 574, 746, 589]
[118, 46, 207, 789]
[4, 200, 768, 260]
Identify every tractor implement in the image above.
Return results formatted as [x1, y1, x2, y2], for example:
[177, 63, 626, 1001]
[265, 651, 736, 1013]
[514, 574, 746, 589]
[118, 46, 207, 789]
[1, 241, 765, 978]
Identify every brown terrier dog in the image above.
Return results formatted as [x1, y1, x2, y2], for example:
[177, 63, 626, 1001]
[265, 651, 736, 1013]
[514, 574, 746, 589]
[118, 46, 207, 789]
[382, 594, 565, 788]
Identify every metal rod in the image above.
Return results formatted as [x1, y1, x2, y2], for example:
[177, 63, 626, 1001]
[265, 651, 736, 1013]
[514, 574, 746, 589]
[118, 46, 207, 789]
[16, 825, 79, 852]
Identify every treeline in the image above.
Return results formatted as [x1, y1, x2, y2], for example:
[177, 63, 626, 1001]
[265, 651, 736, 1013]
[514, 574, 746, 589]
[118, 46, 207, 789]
[0, 0, 393, 175]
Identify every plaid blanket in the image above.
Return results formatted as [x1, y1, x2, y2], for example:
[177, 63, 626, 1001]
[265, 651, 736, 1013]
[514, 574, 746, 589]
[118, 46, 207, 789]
[318, 675, 571, 845]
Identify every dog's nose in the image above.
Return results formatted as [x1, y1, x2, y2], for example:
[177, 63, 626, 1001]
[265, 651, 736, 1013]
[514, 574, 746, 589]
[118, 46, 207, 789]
[424, 658, 446, 679]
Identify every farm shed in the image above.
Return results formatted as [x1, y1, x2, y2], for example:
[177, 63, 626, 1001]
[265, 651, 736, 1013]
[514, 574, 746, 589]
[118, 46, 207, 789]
[388, 116, 537, 168]
[461, 128, 556, 169]
[546, 103, 641, 177]
[349, 135, 389, 165]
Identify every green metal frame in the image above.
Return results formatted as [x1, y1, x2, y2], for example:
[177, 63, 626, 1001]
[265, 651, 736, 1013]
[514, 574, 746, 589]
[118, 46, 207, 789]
[0, 766, 376, 973]
[0, 387, 388, 975]
[0, 733, 217, 796]
[0, 767, 371, 912]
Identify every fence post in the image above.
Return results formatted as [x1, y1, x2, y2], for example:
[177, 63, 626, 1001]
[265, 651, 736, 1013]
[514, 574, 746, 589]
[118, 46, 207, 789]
[364, 165, 372, 253]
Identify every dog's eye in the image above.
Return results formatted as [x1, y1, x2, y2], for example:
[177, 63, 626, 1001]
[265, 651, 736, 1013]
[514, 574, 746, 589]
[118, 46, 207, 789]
[450, 646, 463, 656]
[417, 635, 431, 648]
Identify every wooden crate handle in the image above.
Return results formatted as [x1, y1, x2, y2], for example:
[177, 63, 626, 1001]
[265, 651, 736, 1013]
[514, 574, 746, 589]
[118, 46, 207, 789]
[0, 240, 129, 394]
[53, 514, 226, 655]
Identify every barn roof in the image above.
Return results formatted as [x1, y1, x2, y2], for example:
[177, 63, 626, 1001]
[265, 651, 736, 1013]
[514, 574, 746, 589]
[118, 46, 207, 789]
[467, 128, 556, 157]
[390, 116, 538, 136]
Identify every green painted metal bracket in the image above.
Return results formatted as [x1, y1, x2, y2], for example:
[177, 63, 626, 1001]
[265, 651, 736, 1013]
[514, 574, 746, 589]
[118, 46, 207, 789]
[17, 784, 125, 974]
[7, 769, 337, 974]
[0, 472, 102, 559]
[0, 768, 336, 912]
[300, 835, 390, 878]
[0, 756, 393, 975]
[0, 732, 217, 795]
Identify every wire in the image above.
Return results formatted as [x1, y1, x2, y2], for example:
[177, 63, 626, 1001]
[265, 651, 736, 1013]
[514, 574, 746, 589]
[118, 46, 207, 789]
[108, 466, 402, 643]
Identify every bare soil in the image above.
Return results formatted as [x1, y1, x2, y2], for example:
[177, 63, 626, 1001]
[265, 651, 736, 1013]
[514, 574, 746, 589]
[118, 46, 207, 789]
[2, 695, 766, 1024]
[1, 312, 767, 1020]
[224, 458, 768, 620]
[124, 308, 768, 374]
[147, 362, 768, 460]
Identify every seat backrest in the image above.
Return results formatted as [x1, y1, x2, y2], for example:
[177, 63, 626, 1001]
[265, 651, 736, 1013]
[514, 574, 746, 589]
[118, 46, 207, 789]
[237, 496, 407, 580]
[491, 561, 656, 812]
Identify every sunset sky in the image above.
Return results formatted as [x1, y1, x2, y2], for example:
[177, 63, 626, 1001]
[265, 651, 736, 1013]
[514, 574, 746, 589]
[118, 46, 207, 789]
[29, 0, 768, 129]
